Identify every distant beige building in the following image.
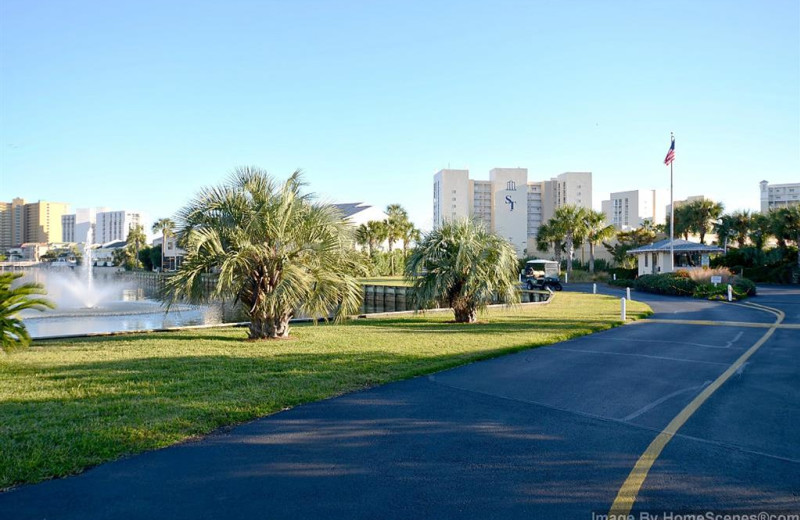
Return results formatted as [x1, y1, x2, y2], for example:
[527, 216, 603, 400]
[760, 180, 800, 212]
[433, 168, 592, 257]
[0, 198, 70, 249]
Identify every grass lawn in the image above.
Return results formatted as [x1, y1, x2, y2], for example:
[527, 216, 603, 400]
[358, 276, 411, 286]
[0, 292, 650, 490]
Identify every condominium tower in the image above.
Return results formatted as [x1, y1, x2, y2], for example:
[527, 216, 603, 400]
[601, 189, 668, 230]
[433, 168, 592, 256]
[0, 198, 70, 249]
[760, 180, 800, 212]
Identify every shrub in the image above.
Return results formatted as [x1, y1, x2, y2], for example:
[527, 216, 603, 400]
[693, 276, 756, 300]
[608, 278, 636, 288]
[608, 267, 637, 280]
[634, 273, 698, 296]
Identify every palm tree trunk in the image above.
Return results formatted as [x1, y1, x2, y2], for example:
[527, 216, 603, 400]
[248, 313, 291, 339]
[453, 303, 477, 323]
[589, 242, 596, 274]
[566, 236, 574, 275]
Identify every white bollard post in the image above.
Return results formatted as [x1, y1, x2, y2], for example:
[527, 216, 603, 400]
[593, 283, 597, 294]
[564, 272, 568, 284]
[626, 287, 631, 301]
[613, 273, 617, 281]
[621, 297, 627, 321]
[727, 284, 733, 302]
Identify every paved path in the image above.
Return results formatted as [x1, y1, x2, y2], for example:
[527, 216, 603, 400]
[2, 286, 799, 519]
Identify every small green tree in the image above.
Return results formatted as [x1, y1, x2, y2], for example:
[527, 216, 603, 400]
[165, 167, 367, 339]
[405, 219, 520, 323]
[0, 273, 54, 351]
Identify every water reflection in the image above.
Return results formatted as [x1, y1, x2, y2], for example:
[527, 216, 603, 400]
[17, 267, 244, 339]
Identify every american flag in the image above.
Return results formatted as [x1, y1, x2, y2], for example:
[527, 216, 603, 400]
[664, 136, 675, 165]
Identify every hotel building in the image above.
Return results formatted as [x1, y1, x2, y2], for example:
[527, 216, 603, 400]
[760, 180, 800, 213]
[433, 168, 592, 257]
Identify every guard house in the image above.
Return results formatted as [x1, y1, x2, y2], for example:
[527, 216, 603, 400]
[628, 239, 724, 276]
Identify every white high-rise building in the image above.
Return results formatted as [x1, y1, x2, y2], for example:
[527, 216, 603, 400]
[760, 180, 800, 213]
[96, 210, 146, 244]
[432, 168, 592, 257]
[601, 189, 668, 230]
[62, 207, 108, 243]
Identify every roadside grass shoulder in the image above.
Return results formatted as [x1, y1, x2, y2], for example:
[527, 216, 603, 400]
[0, 292, 650, 489]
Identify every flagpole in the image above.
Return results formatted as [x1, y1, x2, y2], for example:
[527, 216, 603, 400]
[669, 132, 674, 272]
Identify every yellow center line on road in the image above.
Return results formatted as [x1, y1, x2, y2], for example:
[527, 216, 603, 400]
[644, 318, 800, 329]
[608, 302, 786, 516]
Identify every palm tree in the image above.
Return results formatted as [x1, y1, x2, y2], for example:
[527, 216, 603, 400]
[748, 213, 772, 250]
[771, 206, 800, 267]
[355, 223, 373, 256]
[583, 210, 615, 274]
[714, 214, 736, 252]
[125, 224, 147, 269]
[686, 199, 724, 244]
[665, 204, 693, 241]
[548, 205, 589, 276]
[405, 219, 519, 323]
[535, 221, 564, 266]
[385, 204, 410, 275]
[400, 221, 421, 255]
[0, 273, 54, 351]
[164, 167, 367, 339]
[730, 210, 751, 248]
[152, 218, 176, 271]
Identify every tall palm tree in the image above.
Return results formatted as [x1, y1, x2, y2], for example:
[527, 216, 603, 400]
[665, 204, 693, 241]
[355, 223, 373, 256]
[152, 218, 176, 271]
[125, 224, 148, 270]
[687, 199, 724, 244]
[748, 213, 772, 250]
[405, 219, 519, 323]
[714, 214, 736, 252]
[400, 221, 420, 255]
[385, 204, 410, 275]
[367, 220, 388, 253]
[548, 205, 590, 276]
[0, 273, 54, 351]
[730, 210, 751, 248]
[535, 221, 564, 266]
[164, 167, 367, 339]
[583, 210, 615, 274]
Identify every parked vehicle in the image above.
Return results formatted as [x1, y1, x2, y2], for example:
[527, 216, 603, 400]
[521, 259, 563, 291]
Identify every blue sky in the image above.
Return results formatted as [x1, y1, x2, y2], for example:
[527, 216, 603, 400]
[2, 0, 798, 230]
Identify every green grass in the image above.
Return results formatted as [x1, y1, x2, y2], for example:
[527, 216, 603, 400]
[0, 292, 650, 489]
[358, 276, 411, 286]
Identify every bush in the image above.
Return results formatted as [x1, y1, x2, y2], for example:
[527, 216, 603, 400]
[608, 278, 636, 288]
[634, 273, 698, 296]
[608, 267, 637, 280]
[693, 277, 756, 300]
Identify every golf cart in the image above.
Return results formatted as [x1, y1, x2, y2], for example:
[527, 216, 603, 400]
[521, 259, 563, 291]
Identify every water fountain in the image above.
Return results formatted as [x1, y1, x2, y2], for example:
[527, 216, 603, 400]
[18, 232, 227, 338]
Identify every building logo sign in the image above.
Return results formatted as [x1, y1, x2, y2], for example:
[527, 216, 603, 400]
[506, 181, 516, 191]
[505, 196, 516, 211]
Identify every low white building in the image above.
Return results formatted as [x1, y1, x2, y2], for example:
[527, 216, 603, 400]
[334, 203, 389, 227]
[628, 239, 723, 276]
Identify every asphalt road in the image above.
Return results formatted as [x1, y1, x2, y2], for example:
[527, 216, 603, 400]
[2, 285, 798, 519]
